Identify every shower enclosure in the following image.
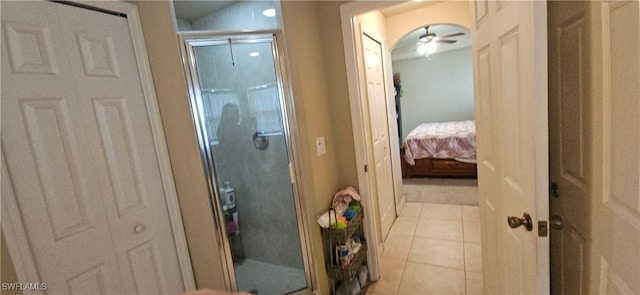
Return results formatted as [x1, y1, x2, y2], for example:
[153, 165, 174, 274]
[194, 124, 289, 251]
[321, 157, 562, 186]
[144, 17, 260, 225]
[181, 34, 312, 294]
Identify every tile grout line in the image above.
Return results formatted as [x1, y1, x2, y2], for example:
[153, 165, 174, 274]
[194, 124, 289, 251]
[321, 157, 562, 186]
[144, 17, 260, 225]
[461, 205, 469, 295]
[394, 233, 414, 295]
[393, 203, 482, 294]
[404, 258, 467, 272]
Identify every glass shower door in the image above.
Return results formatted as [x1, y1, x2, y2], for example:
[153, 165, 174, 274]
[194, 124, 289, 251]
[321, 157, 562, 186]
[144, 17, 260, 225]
[185, 36, 308, 294]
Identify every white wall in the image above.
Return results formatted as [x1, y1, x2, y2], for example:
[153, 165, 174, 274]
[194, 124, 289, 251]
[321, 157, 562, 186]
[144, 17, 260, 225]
[385, 1, 471, 48]
[393, 47, 474, 139]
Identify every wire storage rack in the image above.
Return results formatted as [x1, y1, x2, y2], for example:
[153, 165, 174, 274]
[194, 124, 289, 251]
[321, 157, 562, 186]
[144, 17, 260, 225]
[321, 207, 368, 294]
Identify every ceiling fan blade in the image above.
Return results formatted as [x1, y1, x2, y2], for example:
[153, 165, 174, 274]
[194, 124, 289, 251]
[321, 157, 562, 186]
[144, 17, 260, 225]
[436, 39, 457, 44]
[439, 32, 465, 39]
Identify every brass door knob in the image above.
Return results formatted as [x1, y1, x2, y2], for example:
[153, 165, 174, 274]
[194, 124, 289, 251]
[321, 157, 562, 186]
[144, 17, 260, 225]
[507, 213, 533, 231]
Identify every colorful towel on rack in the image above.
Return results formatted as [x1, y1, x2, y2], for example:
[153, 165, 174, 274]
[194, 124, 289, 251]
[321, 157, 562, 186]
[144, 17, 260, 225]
[332, 187, 361, 217]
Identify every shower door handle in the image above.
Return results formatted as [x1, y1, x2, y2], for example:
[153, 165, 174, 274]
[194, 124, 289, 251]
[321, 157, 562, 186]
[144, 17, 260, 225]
[253, 131, 269, 150]
[289, 162, 296, 184]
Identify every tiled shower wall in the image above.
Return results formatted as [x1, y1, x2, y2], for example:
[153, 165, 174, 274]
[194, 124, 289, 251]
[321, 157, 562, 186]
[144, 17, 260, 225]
[183, 0, 303, 270]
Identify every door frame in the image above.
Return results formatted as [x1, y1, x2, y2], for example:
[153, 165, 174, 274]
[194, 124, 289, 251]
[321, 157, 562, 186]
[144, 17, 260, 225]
[340, 1, 407, 281]
[341, 1, 550, 289]
[0, 0, 196, 290]
[177, 31, 317, 293]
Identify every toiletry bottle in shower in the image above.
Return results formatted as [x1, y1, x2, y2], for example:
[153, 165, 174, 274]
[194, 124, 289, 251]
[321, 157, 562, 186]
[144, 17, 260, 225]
[223, 181, 235, 209]
[219, 187, 228, 211]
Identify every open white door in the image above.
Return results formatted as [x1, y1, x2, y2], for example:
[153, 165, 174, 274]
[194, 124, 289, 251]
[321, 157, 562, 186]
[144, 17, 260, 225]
[549, 2, 640, 294]
[471, 1, 549, 294]
[589, 1, 640, 293]
[362, 34, 396, 240]
[548, 2, 593, 293]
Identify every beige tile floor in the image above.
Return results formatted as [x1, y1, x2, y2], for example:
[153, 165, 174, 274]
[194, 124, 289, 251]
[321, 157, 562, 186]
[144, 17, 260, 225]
[367, 202, 483, 295]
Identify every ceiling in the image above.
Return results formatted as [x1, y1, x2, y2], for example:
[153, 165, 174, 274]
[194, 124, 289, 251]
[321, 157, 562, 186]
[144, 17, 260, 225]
[172, 0, 239, 21]
[173, 1, 469, 62]
[391, 24, 471, 62]
[379, 0, 442, 17]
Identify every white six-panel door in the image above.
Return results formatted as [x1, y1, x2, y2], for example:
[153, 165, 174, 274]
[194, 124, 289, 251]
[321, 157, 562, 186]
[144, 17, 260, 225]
[549, 2, 640, 294]
[548, 2, 593, 294]
[362, 34, 396, 240]
[1, 1, 185, 293]
[471, 1, 549, 293]
[589, 1, 640, 293]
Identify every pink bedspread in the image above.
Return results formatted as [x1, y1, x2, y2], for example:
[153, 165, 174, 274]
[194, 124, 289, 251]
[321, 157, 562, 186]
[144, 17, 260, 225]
[404, 120, 476, 165]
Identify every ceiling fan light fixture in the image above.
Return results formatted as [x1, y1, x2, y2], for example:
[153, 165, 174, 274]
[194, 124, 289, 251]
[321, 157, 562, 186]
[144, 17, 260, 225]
[425, 42, 438, 54]
[417, 41, 438, 55]
[417, 43, 427, 54]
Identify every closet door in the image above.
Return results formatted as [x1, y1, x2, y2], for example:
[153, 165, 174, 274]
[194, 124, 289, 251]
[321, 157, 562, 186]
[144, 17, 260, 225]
[1, 2, 184, 293]
[362, 34, 396, 240]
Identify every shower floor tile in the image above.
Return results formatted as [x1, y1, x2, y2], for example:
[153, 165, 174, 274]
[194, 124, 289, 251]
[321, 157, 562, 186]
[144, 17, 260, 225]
[234, 258, 306, 294]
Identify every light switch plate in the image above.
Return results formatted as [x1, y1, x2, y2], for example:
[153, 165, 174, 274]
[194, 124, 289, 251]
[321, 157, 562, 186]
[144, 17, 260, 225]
[316, 136, 326, 156]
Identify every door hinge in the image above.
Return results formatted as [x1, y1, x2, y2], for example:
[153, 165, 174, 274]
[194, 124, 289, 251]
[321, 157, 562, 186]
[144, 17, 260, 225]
[538, 221, 548, 237]
[364, 164, 368, 173]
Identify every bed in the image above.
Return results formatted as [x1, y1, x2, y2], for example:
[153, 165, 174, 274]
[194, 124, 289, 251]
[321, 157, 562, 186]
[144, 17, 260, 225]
[401, 120, 477, 178]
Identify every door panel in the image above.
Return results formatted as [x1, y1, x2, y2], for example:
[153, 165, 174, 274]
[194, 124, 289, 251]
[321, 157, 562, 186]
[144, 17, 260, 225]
[548, 2, 591, 294]
[55, 5, 183, 292]
[1, 2, 183, 293]
[475, 41, 501, 294]
[363, 34, 395, 240]
[591, 1, 640, 293]
[20, 98, 96, 239]
[550, 2, 640, 294]
[471, 1, 549, 293]
[2, 2, 122, 293]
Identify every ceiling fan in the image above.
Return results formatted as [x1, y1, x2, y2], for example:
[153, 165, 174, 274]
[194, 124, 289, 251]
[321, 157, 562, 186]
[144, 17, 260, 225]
[418, 25, 465, 45]
[416, 25, 465, 55]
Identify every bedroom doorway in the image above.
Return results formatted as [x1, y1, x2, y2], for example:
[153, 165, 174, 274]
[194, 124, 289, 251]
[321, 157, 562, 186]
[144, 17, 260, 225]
[343, 2, 483, 291]
[341, 0, 551, 293]
[392, 23, 478, 207]
[389, 18, 482, 295]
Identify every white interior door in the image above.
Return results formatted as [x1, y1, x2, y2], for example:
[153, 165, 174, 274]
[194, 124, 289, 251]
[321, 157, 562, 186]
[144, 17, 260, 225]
[549, 2, 640, 294]
[1, 1, 185, 293]
[362, 34, 395, 240]
[589, 1, 640, 294]
[471, 1, 549, 294]
[548, 2, 593, 294]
